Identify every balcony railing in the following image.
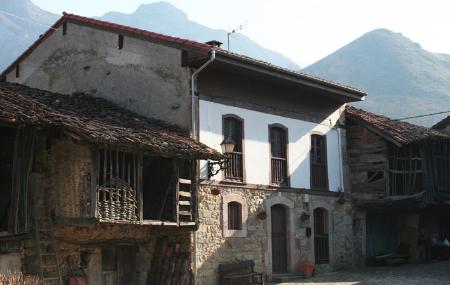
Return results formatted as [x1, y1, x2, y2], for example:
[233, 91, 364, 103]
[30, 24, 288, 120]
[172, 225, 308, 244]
[271, 157, 288, 185]
[311, 163, 328, 190]
[224, 152, 243, 181]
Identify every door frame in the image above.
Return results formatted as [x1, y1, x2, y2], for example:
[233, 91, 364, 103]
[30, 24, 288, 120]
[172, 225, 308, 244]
[264, 195, 296, 276]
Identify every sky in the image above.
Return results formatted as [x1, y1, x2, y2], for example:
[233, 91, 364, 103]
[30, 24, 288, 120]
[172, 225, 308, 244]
[33, 0, 450, 67]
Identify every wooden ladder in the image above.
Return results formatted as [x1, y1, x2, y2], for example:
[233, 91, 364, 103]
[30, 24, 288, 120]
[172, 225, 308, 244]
[177, 178, 193, 224]
[34, 217, 63, 285]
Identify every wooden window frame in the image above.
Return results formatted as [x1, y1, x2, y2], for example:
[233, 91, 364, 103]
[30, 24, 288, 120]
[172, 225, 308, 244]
[310, 133, 329, 191]
[227, 201, 242, 230]
[222, 193, 247, 237]
[269, 124, 289, 187]
[222, 114, 245, 182]
[313, 207, 330, 264]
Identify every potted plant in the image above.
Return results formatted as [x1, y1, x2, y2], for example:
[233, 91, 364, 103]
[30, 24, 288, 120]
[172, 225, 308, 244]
[298, 260, 315, 278]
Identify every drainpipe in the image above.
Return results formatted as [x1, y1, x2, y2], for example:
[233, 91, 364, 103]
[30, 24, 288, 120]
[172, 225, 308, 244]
[191, 49, 216, 140]
[191, 49, 215, 285]
[336, 127, 344, 192]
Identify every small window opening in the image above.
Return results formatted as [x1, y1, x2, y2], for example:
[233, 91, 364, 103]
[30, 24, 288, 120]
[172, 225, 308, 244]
[62, 22, 67, 35]
[118, 35, 124, 50]
[0, 127, 16, 232]
[15, 65, 20, 78]
[142, 157, 176, 221]
[228, 201, 242, 230]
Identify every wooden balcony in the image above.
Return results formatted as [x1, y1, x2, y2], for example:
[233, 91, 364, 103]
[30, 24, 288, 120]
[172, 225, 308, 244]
[224, 152, 243, 181]
[271, 157, 288, 185]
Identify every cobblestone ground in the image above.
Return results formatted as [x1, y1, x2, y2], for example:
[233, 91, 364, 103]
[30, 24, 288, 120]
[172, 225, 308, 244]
[273, 261, 450, 285]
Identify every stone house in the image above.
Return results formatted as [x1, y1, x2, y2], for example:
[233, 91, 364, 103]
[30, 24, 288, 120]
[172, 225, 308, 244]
[346, 106, 450, 265]
[0, 13, 369, 284]
[0, 82, 221, 284]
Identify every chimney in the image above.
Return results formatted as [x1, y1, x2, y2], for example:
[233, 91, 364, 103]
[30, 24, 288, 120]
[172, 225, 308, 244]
[205, 40, 223, 48]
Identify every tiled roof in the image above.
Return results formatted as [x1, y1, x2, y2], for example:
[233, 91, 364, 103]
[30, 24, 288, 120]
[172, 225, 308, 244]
[346, 106, 450, 146]
[432, 115, 450, 130]
[0, 82, 222, 159]
[0, 13, 366, 99]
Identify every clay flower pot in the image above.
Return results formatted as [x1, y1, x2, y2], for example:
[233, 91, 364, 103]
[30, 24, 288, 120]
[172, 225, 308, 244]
[211, 187, 221, 195]
[298, 260, 315, 278]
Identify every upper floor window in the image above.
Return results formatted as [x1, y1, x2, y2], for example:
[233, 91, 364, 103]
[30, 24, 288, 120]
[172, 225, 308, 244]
[270, 126, 288, 185]
[227, 201, 242, 230]
[223, 116, 244, 181]
[311, 134, 328, 190]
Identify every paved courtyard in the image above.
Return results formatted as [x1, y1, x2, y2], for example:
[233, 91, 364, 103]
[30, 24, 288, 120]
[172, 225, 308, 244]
[272, 261, 450, 285]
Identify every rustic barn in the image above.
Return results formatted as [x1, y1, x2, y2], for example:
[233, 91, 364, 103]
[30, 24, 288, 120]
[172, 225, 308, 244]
[346, 106, 450, 264]
[0, 82, 221, 285]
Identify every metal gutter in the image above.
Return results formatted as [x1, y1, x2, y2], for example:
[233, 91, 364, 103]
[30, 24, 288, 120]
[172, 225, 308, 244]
[191, 49, 216, 140]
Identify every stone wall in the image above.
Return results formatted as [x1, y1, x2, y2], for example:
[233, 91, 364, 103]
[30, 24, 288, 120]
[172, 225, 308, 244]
[194, 184, 364, 284]
[6, 22, 192, 130]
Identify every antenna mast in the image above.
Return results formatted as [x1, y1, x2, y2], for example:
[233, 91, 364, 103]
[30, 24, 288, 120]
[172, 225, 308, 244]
[227, 22, 247, 51]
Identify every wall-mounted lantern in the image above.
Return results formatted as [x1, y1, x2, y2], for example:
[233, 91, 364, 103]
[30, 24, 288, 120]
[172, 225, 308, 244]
[207, 137, 235, 178]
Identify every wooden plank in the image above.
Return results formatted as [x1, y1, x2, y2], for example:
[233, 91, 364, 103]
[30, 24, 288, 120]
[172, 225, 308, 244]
[178, 178, 191, 185]
[178, 211, 192, 216]
[179, 191, 191, 198]
[137, 153, 143, 221]
[178, 201, 191, 206]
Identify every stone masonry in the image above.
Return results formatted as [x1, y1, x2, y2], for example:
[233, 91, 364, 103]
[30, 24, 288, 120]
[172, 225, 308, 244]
[194, 184, 364, 285]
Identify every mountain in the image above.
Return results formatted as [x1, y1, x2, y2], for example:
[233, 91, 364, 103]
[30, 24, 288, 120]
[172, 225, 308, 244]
[0, 0, 58, 69]
[303, 29, 450, 126]
[0, 0, 300, 71]
[99, 2, 300, 70]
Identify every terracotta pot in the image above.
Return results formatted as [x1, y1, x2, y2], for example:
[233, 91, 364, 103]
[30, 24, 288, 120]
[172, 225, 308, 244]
[211, 187, 221, 195]
[298, 260, 315, 278]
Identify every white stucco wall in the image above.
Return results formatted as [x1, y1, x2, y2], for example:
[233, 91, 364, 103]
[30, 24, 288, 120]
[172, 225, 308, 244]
[199, 100, 344, 191]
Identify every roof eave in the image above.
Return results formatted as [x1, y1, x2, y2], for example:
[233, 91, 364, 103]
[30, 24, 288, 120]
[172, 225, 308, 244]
[214, 53, 367, 103]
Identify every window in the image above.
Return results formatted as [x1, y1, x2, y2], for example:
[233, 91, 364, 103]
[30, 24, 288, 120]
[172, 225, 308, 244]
[15, 65, 19, 78]
[118, 35, 124, 49]
[223, 116, 244, 181]
[314, 208, 330, 264]
[310, 134, 328, 190]
[62, 22, 67, 35]
[222, 193, 247, 237]
[227, 202, 242, 230]
[388, 145, 423, 196]
[270, 126, 288, 185]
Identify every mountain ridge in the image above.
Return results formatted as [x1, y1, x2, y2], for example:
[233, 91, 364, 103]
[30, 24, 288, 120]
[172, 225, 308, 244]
[98, 1, 300, 70]
[303, 29, 450, 126]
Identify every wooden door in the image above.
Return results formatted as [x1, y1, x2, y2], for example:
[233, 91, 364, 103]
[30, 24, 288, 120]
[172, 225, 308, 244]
[314, 208, 330, 264]
[271, 204, 287, 273]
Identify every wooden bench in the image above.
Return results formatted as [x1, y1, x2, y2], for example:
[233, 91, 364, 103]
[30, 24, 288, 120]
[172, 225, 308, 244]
[219, 260, 264, 285]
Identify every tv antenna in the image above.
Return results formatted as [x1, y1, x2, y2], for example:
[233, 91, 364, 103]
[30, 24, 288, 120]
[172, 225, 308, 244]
[227, 22, 247, 51]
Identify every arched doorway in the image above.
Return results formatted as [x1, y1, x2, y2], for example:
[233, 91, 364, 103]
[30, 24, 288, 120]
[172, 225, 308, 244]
[271, 204, 287, 273]
[314, 207, 330, 264]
